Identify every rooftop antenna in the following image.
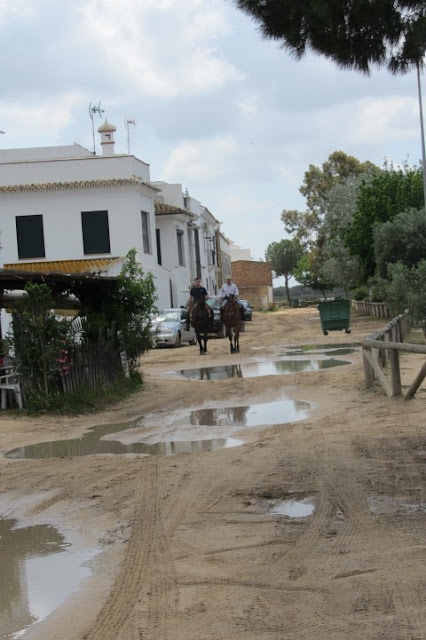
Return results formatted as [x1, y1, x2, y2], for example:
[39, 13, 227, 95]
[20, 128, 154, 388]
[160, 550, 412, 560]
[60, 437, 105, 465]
[124, 118, 136, 154]
[88, 102, 105, 154]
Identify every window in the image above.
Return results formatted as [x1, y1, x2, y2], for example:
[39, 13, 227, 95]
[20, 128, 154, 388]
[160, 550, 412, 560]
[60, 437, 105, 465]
[177, 229, 185, 266]
[156, 228, 162, 265]
[16, 215, 45, 259]
[141, 211, 150, 253]
[81, 210, 110, 255]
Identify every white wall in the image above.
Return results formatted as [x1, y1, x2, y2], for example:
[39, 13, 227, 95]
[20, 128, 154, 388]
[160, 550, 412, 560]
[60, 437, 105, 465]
[155, 216, 192, 308]
[0, 153, 151, 186]
[230, 243, 253, 262]
[0, 186, 157, 273]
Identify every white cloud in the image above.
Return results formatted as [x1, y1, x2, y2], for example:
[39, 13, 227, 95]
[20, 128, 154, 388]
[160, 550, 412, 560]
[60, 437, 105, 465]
[162, 136, 237, 182]
[79, 0, 242, 97]
[0, 93, 83, 144]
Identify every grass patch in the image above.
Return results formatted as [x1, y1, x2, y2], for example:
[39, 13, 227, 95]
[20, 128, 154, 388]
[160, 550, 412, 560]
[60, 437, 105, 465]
[405, 327, 426, 345]
[25, 372, 143, 415]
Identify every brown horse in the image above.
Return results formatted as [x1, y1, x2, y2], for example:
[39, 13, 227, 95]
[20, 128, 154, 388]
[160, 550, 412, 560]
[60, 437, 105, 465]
[190, 296, 210, 355]
[222, 294, 243, 353]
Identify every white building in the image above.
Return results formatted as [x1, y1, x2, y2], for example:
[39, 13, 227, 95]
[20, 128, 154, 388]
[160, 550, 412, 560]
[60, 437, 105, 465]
[229, 242, 253, 262]
[0, 123, 233, 327]
[153, 182, 226, 298]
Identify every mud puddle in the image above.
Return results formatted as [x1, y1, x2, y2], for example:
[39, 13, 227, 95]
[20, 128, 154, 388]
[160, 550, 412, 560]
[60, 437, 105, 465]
[259, 497, 316, 518]
[268, 497, 315, 518]
[5, 398, 312, 460]
[0, 518, 99, 639]
[174, 357, 351, 380]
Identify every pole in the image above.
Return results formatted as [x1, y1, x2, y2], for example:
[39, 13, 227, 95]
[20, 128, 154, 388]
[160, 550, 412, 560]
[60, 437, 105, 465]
[416, 61, 426, 208]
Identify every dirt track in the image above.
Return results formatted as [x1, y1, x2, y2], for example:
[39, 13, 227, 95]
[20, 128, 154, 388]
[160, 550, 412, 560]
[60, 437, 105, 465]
[2, 307, 426, 640]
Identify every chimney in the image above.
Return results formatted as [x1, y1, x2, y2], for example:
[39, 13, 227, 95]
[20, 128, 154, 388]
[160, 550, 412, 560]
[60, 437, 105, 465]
[98, 119, 116, 156]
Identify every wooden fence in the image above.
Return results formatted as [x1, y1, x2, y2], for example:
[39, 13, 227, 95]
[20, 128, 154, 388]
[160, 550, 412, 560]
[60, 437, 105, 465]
[361, 310, 426, 399]
[352, 300, 391, 319]
[60, 343, 124, 395]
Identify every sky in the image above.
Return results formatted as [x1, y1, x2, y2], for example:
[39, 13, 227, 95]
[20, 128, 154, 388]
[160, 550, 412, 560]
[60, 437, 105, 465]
[0, 0, 424, 269]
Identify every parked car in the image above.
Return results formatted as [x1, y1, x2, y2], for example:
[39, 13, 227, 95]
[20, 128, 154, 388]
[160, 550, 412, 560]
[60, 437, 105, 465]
[150, 308, 196, 347]
[240, 299, 253, 321]
[205, 296, 226, 337]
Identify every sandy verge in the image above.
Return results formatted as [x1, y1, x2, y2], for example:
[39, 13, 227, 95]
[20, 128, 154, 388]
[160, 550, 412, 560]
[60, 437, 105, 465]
[2, 307, 426, 640]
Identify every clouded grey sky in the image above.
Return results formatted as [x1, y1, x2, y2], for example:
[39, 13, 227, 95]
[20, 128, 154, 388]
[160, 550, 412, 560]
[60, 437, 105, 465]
[0, 0, 424, 262]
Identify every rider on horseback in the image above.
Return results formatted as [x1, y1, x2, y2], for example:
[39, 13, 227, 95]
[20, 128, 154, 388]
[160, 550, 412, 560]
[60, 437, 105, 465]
[219, 275, 245, 320]
[186, 277, 213, 330]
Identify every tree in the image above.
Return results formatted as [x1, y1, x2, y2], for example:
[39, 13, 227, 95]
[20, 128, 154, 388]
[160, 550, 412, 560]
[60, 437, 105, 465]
[265, 239, 304, 303]
[281, 151, 377, 247]
[374, 207, 426, 277]
[318, 173, 374, 294]
[231, 1, 426, 74]
[384, 260, 426, 335]
[293, 252, 334, 299]
[9, 283, 73, 398]
[345, 163, 425, 280]
[114, 249, 157, 371]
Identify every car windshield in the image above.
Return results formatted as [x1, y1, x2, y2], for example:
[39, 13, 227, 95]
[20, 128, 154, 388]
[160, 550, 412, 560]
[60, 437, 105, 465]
[206, 297, 220, 309]
[155, 310, 180, 322]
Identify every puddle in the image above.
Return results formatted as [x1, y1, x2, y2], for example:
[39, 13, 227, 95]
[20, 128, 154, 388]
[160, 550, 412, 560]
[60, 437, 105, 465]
[0, 518, 99, 640]
[5, 398, 311, 460]
[261, 497, 315, 518]
[279, 344, 359, 357]
[290, 342, 361, 353]
[368, 496, 426, 515]
[174, 358, 351, 381]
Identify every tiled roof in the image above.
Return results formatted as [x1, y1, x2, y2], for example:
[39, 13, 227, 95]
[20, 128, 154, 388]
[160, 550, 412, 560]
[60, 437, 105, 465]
[4, 258, 120, 275]
[155, 203, 190, 215]
[0, 177, 155, 193]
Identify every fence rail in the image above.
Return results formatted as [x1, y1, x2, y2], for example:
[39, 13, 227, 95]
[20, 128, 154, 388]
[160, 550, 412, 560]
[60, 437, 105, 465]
[361, 310, 426, 399]
[352, 300, 391, 319]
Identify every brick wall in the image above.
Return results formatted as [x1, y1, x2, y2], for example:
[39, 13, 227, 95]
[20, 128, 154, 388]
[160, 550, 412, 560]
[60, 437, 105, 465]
[230, 261, 273, 310]
[231, 260, 273, 287]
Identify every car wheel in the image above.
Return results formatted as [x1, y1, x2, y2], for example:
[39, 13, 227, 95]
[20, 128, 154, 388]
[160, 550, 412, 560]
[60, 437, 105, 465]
[189, 336, 197, 345]
[174, 332, 182, 347]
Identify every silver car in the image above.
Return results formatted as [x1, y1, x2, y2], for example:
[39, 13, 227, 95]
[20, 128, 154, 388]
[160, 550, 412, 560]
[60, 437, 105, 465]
[150, 308, 197, 348]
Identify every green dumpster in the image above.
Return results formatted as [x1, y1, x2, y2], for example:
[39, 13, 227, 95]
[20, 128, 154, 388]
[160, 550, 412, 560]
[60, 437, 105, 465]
[318, 298, 351, 335]
[290, 299, 300, 308]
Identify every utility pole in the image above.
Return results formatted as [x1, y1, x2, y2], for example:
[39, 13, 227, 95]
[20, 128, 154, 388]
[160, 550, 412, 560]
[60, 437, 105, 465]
[416, 62, 426, 209]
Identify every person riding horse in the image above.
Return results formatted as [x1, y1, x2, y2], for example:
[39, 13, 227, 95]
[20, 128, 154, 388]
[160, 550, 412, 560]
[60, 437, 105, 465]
[219, 276, 245, 321]
[186, 277, 212, 330]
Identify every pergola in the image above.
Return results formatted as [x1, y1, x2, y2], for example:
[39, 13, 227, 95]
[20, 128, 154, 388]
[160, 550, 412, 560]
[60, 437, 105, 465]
[0, 269, 118, 340]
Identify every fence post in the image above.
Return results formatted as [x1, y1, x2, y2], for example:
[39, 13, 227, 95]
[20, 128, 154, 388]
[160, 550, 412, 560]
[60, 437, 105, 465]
[363, 347, 374, 387]
[389, 348, 402, 396]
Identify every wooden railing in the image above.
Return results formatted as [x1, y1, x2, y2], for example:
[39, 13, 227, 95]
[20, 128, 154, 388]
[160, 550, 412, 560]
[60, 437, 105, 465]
[361, 310, 426, 399]
[352, 300, 391, 319]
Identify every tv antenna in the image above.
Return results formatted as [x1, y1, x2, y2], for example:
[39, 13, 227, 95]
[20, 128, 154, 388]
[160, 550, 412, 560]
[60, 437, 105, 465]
[124, 118, 136, 154]
[88, 102, 105, 154]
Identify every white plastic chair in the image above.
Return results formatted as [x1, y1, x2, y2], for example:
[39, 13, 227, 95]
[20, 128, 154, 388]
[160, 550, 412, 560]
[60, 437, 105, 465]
[0, 367, 23, 410]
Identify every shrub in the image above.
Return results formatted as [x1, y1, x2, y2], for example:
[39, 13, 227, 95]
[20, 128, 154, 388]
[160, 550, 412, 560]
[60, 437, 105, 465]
[351, 286, 368, 301]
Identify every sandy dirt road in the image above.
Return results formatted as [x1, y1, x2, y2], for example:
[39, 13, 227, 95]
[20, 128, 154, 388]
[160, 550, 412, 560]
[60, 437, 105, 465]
[2, 307, 426, 640]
